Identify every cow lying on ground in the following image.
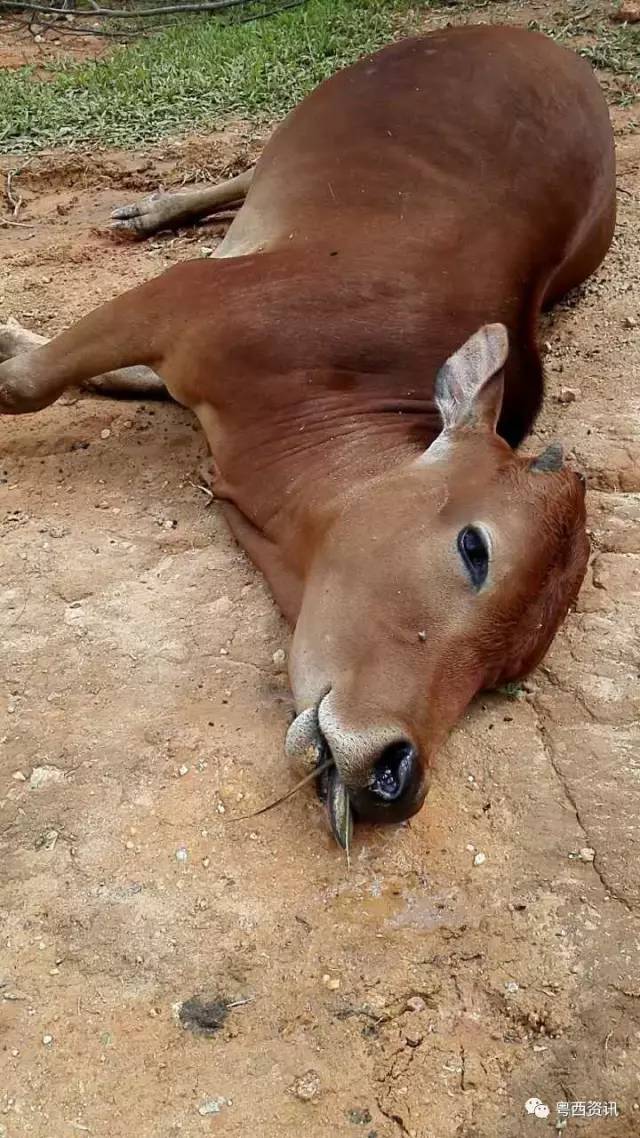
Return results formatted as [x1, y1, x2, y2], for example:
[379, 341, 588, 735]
[0, 25, 615, 848]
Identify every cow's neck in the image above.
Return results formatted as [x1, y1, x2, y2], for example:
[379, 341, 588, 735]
[195, 244, 537, 597]
[199, 380, 440, 582]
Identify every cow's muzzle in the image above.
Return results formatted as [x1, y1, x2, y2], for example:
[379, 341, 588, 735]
[285, 705, 425, 848]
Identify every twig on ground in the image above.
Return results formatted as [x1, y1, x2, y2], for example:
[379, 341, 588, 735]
[5, 171, 23, 219]
[186, 478, 215, 503]
[2, 0, 307, 38]
[31, 16, 140, 35]
[235, 0, 305, 21]
[0, 0, 285, 18]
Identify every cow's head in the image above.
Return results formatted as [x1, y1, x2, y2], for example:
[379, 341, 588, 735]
[286, 324, 589, 842]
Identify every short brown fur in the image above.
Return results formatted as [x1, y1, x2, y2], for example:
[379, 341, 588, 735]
[0, 26, 615, 826]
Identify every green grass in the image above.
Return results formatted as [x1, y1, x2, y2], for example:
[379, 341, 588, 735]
[528, 15, 640, 106]
[575, 24, 640, 98]
[1, 1, 636, 153]
[0, 0, 431, 153]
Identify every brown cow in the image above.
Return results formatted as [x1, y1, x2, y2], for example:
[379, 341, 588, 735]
[0, 26, 615, 848]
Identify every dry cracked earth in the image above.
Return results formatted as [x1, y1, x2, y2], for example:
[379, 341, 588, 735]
[0, 11, 639, 1138]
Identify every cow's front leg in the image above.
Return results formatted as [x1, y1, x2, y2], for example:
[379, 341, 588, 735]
[0, 317, 167, 407]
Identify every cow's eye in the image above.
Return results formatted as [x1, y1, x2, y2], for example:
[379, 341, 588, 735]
[457, 525, 489, 589]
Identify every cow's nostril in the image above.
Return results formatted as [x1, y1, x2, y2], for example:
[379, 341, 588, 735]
[370, 741, 416, 802]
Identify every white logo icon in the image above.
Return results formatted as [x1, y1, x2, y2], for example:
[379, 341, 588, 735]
[525, 1098, 550, 1119]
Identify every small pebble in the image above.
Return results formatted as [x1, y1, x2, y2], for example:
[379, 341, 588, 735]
[175, 846, 188, 863]
[12, 770, 27, 781]
[291, 1070, 321, 1102]
[42, 1034, 53, 1046]
[35, 823, 58, 851]
[623, 315, 637, 328]
[348, 1108, 373, 1125]
[578, 847, 595, 862]
[406, 996, 426, 1013]
[556, 386, 578, 404]
[322, 973, 340, 990]
[473, 851, 487, 866]
[178, 764, 189, 777]
[202, 857, 211, 868]
[30, 765, 65, 789]
[504, 981, 519, 994]
[198, 1097, 228, 1116]
[272, 648, 286, 669]
[100, 428, 111, 440]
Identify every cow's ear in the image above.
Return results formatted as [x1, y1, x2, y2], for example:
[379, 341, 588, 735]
[435, 323, 508, 433]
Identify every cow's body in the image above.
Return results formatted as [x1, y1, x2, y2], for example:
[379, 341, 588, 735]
[195, 26, 614, 608]
[0, 26, 615, 842]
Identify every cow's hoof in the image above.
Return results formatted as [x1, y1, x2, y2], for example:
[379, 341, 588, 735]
[110, 192, 175, 239]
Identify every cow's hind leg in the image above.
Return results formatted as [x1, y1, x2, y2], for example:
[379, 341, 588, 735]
[0, 317, 168, 404]
[542, 192, 616, 309]
[0, 272, 183, 415]
[110, 167, 254, 240]
[0, 259, 232, 416]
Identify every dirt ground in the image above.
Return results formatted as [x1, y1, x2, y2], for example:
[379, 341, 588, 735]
[1, 7, 639, 1138]
[0, 13, 115, 71]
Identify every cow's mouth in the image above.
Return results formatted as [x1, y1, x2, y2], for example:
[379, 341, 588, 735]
[284, 704, 354, 852]
[314, 738, 354, 853]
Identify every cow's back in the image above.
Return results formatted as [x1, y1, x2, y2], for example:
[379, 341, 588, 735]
[219, 25, 614, 265]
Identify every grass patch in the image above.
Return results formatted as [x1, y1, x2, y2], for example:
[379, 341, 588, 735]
[528, 15, 640, 106]
[0, 0, 431, 152]
[2, 1, 636, 153]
